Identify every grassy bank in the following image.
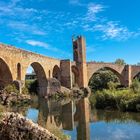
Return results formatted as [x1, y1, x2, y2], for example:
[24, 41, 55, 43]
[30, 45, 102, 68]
[89, 88, 140, 112]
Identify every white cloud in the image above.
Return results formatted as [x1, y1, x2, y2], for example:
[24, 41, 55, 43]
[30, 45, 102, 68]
[26, 40, 49, 49]
[1, 0, 140, 43]
[0, 0, 38, 19]
[88, 3, 104, 14]
[8, 21, 46, 36]
[94, 21, 134, 40]
[83, 3, 105, 22]
[26, 40, 71, 57]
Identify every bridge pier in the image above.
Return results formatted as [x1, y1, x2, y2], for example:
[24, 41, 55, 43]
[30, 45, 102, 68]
[60, 60, 72, 89]
[122, 65, 132, 87]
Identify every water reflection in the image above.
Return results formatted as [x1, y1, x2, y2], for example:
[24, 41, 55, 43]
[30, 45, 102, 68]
[75, 98, 90, 140]
[9, 96, 140, 140]
[36, 97, 90, 140]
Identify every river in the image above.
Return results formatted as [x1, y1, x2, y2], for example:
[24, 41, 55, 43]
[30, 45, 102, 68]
[7, 96, 140, 140]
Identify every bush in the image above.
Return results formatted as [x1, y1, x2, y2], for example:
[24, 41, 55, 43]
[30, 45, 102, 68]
[89, 89, 140, 112]
[108, 81, 119, 90]
[25, 80, 38, 94]
[130, 79, 140, 93]
[89, 68, 120, 92]
[22, 87, 29, 95]
[94, 90, 117, 109]
[0, 105, 4, 118]
[4, 84, 19, 94]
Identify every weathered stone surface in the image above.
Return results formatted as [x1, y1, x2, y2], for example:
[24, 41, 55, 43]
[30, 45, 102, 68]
[47, 78, 61, 95]
[0, 112, 59, 140]
[61, 86, 71, 94]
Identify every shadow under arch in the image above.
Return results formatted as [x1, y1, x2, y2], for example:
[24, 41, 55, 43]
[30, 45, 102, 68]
[72, 65, 79, 87]
[88, 67, 124, 87]
[26, 62, 48, 96]
[52, 65, 61, 82]
[0, 58, 13, 89]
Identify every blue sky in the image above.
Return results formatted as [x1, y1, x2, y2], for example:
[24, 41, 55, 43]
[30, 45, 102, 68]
[0, 0, 140, 64]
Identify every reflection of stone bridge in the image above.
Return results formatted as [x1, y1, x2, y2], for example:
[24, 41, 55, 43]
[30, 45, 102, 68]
[0, 36, 140, 96]
[37, 98, 90, 140]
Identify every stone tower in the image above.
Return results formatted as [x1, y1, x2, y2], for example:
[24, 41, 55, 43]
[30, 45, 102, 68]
[72, 36, 88, 87]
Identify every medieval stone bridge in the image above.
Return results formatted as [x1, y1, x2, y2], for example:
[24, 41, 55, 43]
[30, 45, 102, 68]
[0, 36, 140, 96]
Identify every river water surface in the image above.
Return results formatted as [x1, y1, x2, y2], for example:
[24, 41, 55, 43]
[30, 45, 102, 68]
[8, 96, 140, 140]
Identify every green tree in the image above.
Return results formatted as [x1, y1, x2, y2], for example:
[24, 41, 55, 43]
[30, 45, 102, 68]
[130, 78, 140, 93]
[115, 59, 126, 65]
[89, 68, 120, 91]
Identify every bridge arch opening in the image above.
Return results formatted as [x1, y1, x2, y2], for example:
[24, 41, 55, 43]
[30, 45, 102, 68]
[25, 62, 47, 96]
[88, 67, 123, 91]
[133, 72, 140, 81]
[0, 58, 13, 89]
[52, 65, 61, 81]
[72, 66, 79, 87]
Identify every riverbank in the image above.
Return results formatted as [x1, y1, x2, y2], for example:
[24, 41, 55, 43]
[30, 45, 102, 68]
[0, 90, 31, 106]
[0, 84, 31, 107]
[89, 88, 140, 112]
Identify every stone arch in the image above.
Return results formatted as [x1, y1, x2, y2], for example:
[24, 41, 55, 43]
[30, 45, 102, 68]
[133, 72, 140, 80]
[72, 66, 79, 87]
[17, 63, 21, 80]
[52, 65, 61, 81]
[88, 66, 123, 85]
[0, 58, 13, 89]
[26, 62, 48, 96]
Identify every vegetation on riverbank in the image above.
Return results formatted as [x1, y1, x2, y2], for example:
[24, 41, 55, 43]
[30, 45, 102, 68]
[25, 80, 38, 94]
[89, 87, 140, 112]
[89, 67, 140, 112]
[0, 84, 31, 107]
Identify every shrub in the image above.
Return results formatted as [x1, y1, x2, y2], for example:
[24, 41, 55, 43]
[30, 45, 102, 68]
[89, 68, 120, 92]
[89, 88, 140, 112]
[130, 79, 140, 94]
[94, 90, 117, 109]
[22, 87, 29, 95]
[107, 81, 119, 90]
[25, 80, 38, 94]
[4, 84, 19, 94]
[0, 105, 4, 118]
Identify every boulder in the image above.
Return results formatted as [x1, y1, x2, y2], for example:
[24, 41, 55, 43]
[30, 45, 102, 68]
[0, 112, 59, 140]
[47, 78, 61, 96]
